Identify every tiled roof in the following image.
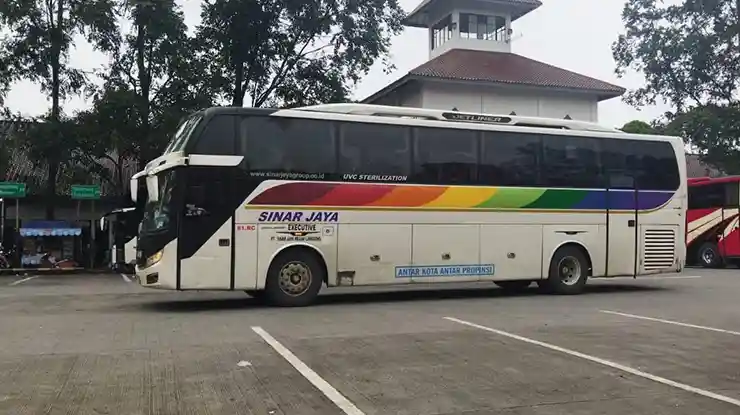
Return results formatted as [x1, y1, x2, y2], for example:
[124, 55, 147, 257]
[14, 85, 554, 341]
[407, 49, 626, 99]
[0, 120, 139, 197]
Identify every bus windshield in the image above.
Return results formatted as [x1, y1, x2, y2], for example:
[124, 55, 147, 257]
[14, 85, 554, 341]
[140, 171, 176, 234]
[163, 113, 202, 154]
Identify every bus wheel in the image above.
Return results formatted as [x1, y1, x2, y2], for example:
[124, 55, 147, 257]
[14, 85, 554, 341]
[539, 246, 588, 295]
[697, 242, 723, 268]
[265, 249, 324, 307]
[495, 280, 532, 291]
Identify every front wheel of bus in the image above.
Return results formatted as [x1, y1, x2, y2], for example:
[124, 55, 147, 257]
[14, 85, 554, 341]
[540, 246, 588, 295]
[265, 249, 324, 307]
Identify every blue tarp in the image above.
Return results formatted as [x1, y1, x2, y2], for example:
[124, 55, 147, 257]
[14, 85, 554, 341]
[20, 220, 82, 237]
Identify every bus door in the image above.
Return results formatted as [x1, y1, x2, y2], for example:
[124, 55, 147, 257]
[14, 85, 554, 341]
[606, 175, 638, 277]
[177, 167, 234, 289]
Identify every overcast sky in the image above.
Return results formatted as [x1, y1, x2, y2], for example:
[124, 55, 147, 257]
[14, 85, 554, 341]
[3, 0, 671, 128]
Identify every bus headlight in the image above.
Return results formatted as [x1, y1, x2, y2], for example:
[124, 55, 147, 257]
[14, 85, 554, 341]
[146, 250, 163, 268]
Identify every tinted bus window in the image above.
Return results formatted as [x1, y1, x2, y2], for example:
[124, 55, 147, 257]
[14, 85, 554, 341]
[412, 127, 478, 185]
[339, 122, 410, 179]
[542, 134, 602, 188]
[241, 116, 336, 176]
[601, 138, 639, 189]
[725, 182, 739, 207]
[480, 131, 541, 187]
[637, 140, 680, 190]
[688, 183, 725, 209]
[191, 115, 237, 155]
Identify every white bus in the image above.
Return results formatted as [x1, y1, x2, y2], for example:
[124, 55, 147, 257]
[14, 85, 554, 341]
[131, 104, 687, 306]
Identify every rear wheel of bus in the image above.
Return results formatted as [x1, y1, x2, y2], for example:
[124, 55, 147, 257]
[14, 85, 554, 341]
[539, 245, 589, 295]
[697, 242, 723, 268]
[264, 248, 324, 307]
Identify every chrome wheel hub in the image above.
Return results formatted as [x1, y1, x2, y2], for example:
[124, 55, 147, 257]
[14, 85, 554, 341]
[558, 256, 582, 286]
[278, 261, 312, 296]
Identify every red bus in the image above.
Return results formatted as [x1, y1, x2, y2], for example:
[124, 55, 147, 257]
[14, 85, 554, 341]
[687, 176, 740, 267]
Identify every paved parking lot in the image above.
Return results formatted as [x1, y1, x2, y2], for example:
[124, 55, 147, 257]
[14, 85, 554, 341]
[0, 270, 739, 414]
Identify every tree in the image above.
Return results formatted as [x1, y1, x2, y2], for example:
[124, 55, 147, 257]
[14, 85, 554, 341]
[613, 0, 740, 173]
[195, 0, 405, 108]
[621, 120, 657, 134]
[104, 0, 213, 165]
[0, 0, 119, 218]
[71, 89, 140, 201]
[613, 0, 740, 111]
[665, 104, 740, 174]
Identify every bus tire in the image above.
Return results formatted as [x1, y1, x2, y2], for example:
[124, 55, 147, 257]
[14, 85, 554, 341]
[264, 249, 324, 307]
[494, 280, 532, 291]
[539, 245, 588, 295]
[697, 242, 723, 268]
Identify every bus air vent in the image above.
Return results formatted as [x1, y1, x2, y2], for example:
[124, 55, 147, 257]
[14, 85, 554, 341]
[642, 228, 676, 271]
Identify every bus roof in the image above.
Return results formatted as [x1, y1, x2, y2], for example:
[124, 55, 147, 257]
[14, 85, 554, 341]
[199, 104, 621, 134]
[197, 103, 682, 142]
[688, 176, 740, 186]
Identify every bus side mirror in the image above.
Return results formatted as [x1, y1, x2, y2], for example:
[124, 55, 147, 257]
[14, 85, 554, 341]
[130, 178, 138, 202]
[146, 175, 159, 202]
[99, 218, 106, 231]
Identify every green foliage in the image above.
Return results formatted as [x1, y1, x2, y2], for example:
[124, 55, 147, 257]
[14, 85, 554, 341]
[0, 0, 119, 218]
[613, 0, 740, 111]
[620, 120, 656, 134]
[102, 0, 213, 164]
[665, 104, 740, 174]
[196, 0, 405, 107]
[614, 0, 740, 174]
[0, 0, 119, 104]
[1, 0, 406, 206]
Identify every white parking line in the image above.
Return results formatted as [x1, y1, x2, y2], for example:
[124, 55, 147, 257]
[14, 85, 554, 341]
[639, 275, 702, 280]
[121, 274, 132, 283]
[251, 326, 365, 415]
[600, 310, 740, 336]
[444, 316, 740, 407]
[8, 276, 39, 286]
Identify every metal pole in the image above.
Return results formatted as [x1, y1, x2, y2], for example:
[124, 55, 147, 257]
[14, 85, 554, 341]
[90, 200, 95, 269]
[16, 199, 20, 269]
[0, 198, 5, 246]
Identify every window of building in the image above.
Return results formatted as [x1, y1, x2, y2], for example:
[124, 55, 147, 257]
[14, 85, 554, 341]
[191, 115, 237, 155]
[480, 131, 541, 187]
[460, 14, 507, 41]
[339, 122, 410, 178]
[412, 127, 478, 184]
[432, 15, 453, 49]
[240, 116, 336, 176]
[542, 134, 603, 188]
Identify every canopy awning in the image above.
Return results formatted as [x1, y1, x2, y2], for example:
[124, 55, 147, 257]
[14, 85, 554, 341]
[20, 220, 82, 237]
[20, 228, 82, 237]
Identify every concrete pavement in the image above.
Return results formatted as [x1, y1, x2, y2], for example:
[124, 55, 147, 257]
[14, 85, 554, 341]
[0, 270, 738, 414]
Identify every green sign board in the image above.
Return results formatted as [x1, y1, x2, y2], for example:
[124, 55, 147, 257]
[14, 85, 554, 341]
[0, 182, 26, 198]
[71, 185, 101, 200]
